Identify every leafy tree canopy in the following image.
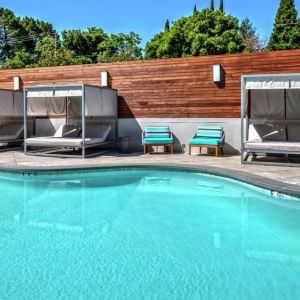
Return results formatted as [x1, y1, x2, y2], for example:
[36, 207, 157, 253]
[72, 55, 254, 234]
[0, 7, 142, 68]
[145, 9, 243, 59]
[269, 0, 300, 50]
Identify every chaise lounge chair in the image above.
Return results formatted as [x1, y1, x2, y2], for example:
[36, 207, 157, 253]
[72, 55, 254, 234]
[142, 126, 174, 154]
[25, 124, 112, 157]
[188, 125, 225, 156]
[0, 123, 24, 147]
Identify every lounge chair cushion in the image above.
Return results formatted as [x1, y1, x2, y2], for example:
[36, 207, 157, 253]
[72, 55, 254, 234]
[196, 130, 223, 138]
[0, 123, 24, 141]
[53, 125, 80, 138]
[145, 128, 171, 137]
[198, 125, 223, 131]
[26, 137, 106, 147]
[244, 141, 300, 153]
[144, 137, 173, 145]
[189, 137, 221, 146]
[85, 124, 111, 139]
[248, 124, 286, 142]
[145, 126, 170, 133]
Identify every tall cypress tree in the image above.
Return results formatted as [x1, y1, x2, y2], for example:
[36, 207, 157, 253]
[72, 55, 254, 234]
[219, 0, 224, 12]
[269, 0, 300, 50]
[165, 19, 170, 32]
[193, 3, 197, 14]
[210, 0, 215, 11]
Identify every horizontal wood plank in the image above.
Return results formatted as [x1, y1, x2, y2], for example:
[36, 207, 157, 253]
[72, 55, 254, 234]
[0, 50, 300, 118]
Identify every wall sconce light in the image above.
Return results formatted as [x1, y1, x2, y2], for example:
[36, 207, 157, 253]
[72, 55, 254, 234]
[13, 76, 20, 90]
[101, 71, 108, 87]
[213, 64, 222, 83]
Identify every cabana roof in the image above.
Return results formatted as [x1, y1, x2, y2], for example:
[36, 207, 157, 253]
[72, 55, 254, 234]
[242, 73, 300, 90]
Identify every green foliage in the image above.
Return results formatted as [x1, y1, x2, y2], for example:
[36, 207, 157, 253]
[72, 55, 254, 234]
[62, 27, 108, 63]
[194, 3, 197, 14]
[2, 49, 31, 69]
[97, 32, 142, 63]
[32, 36, 77, 67]
[210, 0, 215, 11]
[269, 0, 300, 50]
[0, 7, 142, 68]
[145, 9, 243, 59]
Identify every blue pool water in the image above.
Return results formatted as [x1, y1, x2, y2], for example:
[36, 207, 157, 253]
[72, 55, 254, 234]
[0, 168, 299, 300]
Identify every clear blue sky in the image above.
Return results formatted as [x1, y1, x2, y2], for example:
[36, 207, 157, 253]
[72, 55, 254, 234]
[1, 0, 299, 47]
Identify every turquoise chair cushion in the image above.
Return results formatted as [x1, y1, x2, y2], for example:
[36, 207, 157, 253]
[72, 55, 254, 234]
[189, 137, 221, 146]
[145, 127, 169, 133]
[144, 137, 174, 145]
[198, 125, 223, 131]
[196, 130, 223, 138]
[145, 133, 170, 138]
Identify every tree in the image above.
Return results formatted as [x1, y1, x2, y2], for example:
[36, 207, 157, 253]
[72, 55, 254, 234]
[240, 18, 265, 52]
[97, 32, 142, 63]
[269, 0, 300, 50]
[3, 49, 31, 69]
[194, 3, 197, 14]
[33, 36, 80, 67]
[145, 9, 243, 59]
[0, 7, 56, 68]
[210, 0, 215, 11]
[165, 19, 170, 32]
[219, 0, 224, 12]
[0, 8, 23, 63]
[62, 27, 108, 63]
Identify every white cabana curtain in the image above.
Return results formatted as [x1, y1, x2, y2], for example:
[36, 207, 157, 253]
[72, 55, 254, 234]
[250, 89, 285, 119]
[26, 85, 117, 117]
[27, 97, 66, 116]
[85, 87, 117, 116]
[286, 90, 300, 119]
[13, 91, 24, 116]
[0, 90, 23, 117]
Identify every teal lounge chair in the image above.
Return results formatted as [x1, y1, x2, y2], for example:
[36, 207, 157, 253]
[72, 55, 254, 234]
[142, 126, 174, 154]
[188, 125, 225, 156]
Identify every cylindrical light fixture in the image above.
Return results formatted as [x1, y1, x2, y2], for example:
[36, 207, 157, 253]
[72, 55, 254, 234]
[101, 71, 108, 87]
[213, 64, 221, 83]
[13, 76, 20, 90]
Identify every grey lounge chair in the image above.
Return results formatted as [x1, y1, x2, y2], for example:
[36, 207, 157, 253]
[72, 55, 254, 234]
[0, 123, 24, 147]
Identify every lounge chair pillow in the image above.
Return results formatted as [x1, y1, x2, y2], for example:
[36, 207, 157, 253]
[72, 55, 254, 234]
[0, 123, 24, 138]
[248, 124, 286, 142]
[85, 124, 111, 140]
[53, 125, 80, 138]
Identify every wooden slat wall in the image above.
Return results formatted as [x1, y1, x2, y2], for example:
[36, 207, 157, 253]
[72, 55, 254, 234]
[1, 49, 300, 118]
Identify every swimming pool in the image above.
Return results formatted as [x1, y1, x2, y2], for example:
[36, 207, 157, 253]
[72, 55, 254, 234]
[0, 167, 299, 299]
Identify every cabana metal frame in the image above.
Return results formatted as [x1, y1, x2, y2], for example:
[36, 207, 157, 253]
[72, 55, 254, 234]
[24, 84, 118, 158]
[241, 73, 300, 166]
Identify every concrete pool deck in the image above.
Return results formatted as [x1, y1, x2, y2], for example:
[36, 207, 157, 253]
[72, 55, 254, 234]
[0, 150, 300, 197]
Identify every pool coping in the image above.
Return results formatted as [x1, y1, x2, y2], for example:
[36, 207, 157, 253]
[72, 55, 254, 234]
[0, 162, 299, 198]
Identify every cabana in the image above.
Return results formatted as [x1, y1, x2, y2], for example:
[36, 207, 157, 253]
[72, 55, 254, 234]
[24, 84, 118, 158]
[0, 89, 24, 149]
[241, 74, 300, 166]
